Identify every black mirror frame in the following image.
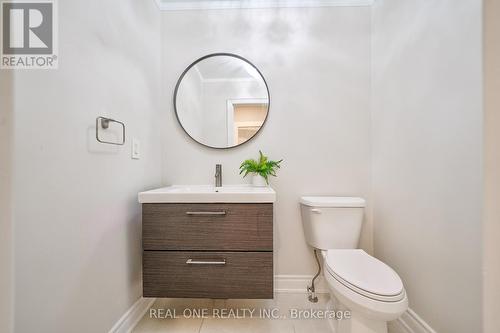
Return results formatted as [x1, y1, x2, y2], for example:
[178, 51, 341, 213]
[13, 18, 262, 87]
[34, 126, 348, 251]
[173, 53, 271, 150]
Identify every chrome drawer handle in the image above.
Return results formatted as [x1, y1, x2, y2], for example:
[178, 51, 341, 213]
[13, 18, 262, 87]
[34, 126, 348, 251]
[186, 259, 226, 265]
[186, 211, 226, 216]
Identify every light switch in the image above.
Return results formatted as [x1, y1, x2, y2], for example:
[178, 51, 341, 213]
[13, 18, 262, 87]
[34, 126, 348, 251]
[132, 138, 140, 160]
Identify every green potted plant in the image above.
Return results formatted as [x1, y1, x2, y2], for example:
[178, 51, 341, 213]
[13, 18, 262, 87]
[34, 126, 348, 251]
[239, 151, 283, 186]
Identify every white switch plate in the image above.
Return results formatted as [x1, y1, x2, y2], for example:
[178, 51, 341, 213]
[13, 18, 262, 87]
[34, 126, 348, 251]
[132, 138, 140, 159]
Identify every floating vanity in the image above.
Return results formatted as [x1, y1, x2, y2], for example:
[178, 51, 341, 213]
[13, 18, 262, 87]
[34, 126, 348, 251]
[138, 185, 276, 299]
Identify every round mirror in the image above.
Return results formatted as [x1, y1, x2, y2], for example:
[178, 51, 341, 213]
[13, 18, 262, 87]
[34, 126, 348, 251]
[174, 53, 270, 149]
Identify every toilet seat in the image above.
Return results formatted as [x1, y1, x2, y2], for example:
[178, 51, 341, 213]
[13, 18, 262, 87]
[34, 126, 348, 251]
[325, 249, 405, 302]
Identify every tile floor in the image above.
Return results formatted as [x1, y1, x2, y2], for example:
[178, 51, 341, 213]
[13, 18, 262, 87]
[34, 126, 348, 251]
[133, 293, 333, 333]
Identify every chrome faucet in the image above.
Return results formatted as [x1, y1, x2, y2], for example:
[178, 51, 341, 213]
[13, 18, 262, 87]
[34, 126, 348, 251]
[215, 164, 222, 187]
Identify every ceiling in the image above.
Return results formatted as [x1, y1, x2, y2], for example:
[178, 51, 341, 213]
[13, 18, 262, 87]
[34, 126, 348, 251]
[194, 56, 260, 81]
[155, 0, 374, 11]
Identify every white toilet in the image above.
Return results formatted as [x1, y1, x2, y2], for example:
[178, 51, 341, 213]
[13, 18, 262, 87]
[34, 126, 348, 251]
[300, 196, 408, 333]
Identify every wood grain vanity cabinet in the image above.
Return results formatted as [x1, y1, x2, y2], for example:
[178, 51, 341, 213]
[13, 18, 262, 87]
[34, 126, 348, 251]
[141, 202, 274, 299]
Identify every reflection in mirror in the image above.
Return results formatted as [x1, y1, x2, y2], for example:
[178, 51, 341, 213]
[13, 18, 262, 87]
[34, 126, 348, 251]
[174, 54, 269, 149]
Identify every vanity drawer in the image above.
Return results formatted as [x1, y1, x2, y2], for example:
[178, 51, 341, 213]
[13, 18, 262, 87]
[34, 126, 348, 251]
[143, 251, 273, 299]
[142, 203, 273, 251]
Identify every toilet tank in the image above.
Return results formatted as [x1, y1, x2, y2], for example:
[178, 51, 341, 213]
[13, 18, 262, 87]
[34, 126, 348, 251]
[300, 196, 366, 250]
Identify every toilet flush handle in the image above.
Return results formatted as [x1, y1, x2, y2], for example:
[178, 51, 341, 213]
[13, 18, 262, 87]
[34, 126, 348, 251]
[311, 208, 322, 214]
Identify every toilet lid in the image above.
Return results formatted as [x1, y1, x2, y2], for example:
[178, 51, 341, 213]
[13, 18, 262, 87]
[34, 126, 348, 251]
[300, 196, 366, 208]
[325, 249, 404, 301]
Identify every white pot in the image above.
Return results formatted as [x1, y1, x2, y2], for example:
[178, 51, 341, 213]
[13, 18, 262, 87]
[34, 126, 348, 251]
[252, 174, 268, 187]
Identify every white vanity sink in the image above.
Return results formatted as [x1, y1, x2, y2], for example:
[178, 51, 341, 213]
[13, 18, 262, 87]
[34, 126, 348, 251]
[138, 185, 276, 203]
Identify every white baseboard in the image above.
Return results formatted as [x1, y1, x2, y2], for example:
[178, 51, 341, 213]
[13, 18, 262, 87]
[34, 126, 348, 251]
[274, 274, 329, 294]
[388, 318, 412, 333]
[108, 297, 156, 333]
[389, 308, 437, 333]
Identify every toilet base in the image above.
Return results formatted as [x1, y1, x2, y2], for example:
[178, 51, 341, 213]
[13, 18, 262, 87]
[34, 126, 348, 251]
[326, 298, 388, 333]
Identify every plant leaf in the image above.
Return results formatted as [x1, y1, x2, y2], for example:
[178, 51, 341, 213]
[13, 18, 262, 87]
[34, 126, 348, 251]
[239, 151, 283, 182]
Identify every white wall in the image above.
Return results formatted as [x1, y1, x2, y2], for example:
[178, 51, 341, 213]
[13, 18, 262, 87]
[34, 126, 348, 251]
[371, 1, 483, 332]
[0, 70, 14, 333]
[11, 0, 162, 332]
[160, 7, 372, 277]
[483, 0, 500, 331]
